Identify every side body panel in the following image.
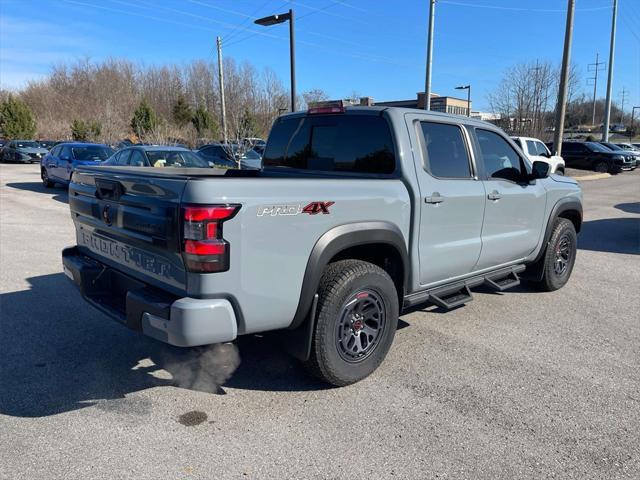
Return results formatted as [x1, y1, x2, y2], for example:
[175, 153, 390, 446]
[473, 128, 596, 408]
[182, 177, 411, 334]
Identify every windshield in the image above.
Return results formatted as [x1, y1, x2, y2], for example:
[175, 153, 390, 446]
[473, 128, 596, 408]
[72, 146, 114, 161]
[146, 150, 209, 168]
[16, 141, 40, 148]
[587, 142, 614, 153]
[602, 143, 622, 151]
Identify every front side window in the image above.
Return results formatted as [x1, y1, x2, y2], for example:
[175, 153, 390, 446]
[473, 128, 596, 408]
[60, 146, 72, 160]
[420, 121, 472, 178]
[116, 149, 132, 165]
[263, 114, 396, 175]
[476, 129, 525, 182]
[526, 140, 539, 156]
[535, 141, 550, 156]
[128, 150, 147, 167]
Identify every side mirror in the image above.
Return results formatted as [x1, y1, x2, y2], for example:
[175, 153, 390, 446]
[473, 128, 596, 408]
[531, 160, 550, 180]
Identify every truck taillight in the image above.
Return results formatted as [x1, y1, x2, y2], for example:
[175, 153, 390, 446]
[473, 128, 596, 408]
[182, 204, 240, 273]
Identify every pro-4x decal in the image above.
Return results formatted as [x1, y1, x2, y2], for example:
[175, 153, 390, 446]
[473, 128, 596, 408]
[257, 201, 335, 217]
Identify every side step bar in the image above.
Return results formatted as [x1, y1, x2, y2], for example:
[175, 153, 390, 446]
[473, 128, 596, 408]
[403, 264, 526, 311]
[485, 270, 520, 291]
[428, 285, 473, 310]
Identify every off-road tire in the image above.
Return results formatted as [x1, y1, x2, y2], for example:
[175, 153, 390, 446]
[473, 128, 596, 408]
[304, 259, 399, 386]
[532, 218, 577, 292]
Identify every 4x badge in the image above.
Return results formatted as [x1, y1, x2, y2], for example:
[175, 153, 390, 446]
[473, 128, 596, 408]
[257, 201, 335, 217]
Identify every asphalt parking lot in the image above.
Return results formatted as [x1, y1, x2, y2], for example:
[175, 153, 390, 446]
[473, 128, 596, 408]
[1, 164, 639, 480]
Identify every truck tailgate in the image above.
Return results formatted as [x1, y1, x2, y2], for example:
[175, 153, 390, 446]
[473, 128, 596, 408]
[69, 168, 188, 295]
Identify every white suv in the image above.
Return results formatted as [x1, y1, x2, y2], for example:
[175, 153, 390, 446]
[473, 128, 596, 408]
[512, 136, 565, 175]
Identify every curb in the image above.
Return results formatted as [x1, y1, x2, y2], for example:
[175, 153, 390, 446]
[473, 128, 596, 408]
[572, 173, 611, 182]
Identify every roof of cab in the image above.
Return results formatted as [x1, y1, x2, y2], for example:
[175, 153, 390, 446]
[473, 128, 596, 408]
[278, 105, 499, 129]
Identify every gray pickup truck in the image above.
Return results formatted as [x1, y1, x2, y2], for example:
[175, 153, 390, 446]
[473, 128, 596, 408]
[63, 104, 582, 386]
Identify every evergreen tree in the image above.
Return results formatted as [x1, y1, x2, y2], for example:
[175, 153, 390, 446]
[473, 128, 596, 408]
[70, 119, 102, 141]
[131, 98, 159, 137]
[71, 119, 89, 141]
[172, 96, 193, 128]
[0, 96, 37, 138]
[192, 106, 218, 138]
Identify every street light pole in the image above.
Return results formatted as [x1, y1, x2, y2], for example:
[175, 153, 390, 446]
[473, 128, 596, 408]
[255, 10, 296, 112]
[288, 9, 296, 112]
[424, 0, 436, 110]
[455, 85, 471, 117]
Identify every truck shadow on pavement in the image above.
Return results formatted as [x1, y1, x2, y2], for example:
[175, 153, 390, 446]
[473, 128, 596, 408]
[5, 182, 69, 204]
[614, 202, 640, 214]
[0, 273, 327, 418]
[578, 218, 640, 255]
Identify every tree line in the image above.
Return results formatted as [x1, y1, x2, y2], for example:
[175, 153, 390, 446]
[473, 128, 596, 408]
[0, 57, 306, 145]
[0, 56, 631, 144]
[487, 59, 626, 139]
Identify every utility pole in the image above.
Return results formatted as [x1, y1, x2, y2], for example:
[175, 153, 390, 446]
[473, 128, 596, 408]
[619, 87, 628, 123]
[424, 0, 436, 110]
[587, 52, 605, 125]
[216, 36, 228, 143]
[552, 0, 575, 156]
[602, 0, 617, 141]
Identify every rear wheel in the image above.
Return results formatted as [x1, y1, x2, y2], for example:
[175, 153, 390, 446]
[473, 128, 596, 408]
[41, 168, 53, 188]
[594, 161, 609, 173]
[531, 218, 577, 292]
[304, 259, 399, 386]
[555, 167, 565, 176]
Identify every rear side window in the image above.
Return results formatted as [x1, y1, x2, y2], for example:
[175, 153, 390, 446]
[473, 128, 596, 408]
[419, 122, 471, 178]
[263, 114, 396, 175]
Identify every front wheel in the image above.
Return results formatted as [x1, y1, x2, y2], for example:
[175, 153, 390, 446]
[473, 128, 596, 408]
[555, 168, 565, 176]
[304, 259, 399, 386]
[531, 218, 577, 292]
[594, 161, 609, 173]
[41, 168, 54, 188]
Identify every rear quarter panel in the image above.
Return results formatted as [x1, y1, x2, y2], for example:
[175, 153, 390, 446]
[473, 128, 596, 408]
[183, 177, 411, 334]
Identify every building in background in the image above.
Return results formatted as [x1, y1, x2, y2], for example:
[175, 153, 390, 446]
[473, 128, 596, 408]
[372, 92, 472, 116]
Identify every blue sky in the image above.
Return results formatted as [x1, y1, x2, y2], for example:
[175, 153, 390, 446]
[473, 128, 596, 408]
[1, 0, 638, 112]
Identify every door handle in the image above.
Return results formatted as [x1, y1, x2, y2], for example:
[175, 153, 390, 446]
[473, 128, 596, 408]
[425, 192, 445, 204]
[487, 190, 502, 201]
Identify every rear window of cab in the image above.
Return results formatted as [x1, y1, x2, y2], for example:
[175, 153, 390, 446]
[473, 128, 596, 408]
[263, 114, 396, 175]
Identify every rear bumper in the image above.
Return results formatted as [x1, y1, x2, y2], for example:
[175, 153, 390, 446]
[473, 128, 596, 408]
[62, 246, 237, 347]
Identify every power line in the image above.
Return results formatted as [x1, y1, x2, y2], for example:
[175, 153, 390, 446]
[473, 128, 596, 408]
[438, 0, 609, 13]
[223, 0, 276, 42]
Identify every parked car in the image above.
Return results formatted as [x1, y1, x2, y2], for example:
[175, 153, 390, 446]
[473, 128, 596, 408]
[598, 142, 638, 169]
[41, 142, 114, 187]
[554, 141, 633, 173]
[511, 136, 565, 174]
[0, 140, 49, 163]
[197, 143, 262, 169]
[0, 139, 7, 148]
[614, 143, 640, 153]
[63, 102, 583, 386]
[103, 145, 210, 168]
[38, 140, 57, 150]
